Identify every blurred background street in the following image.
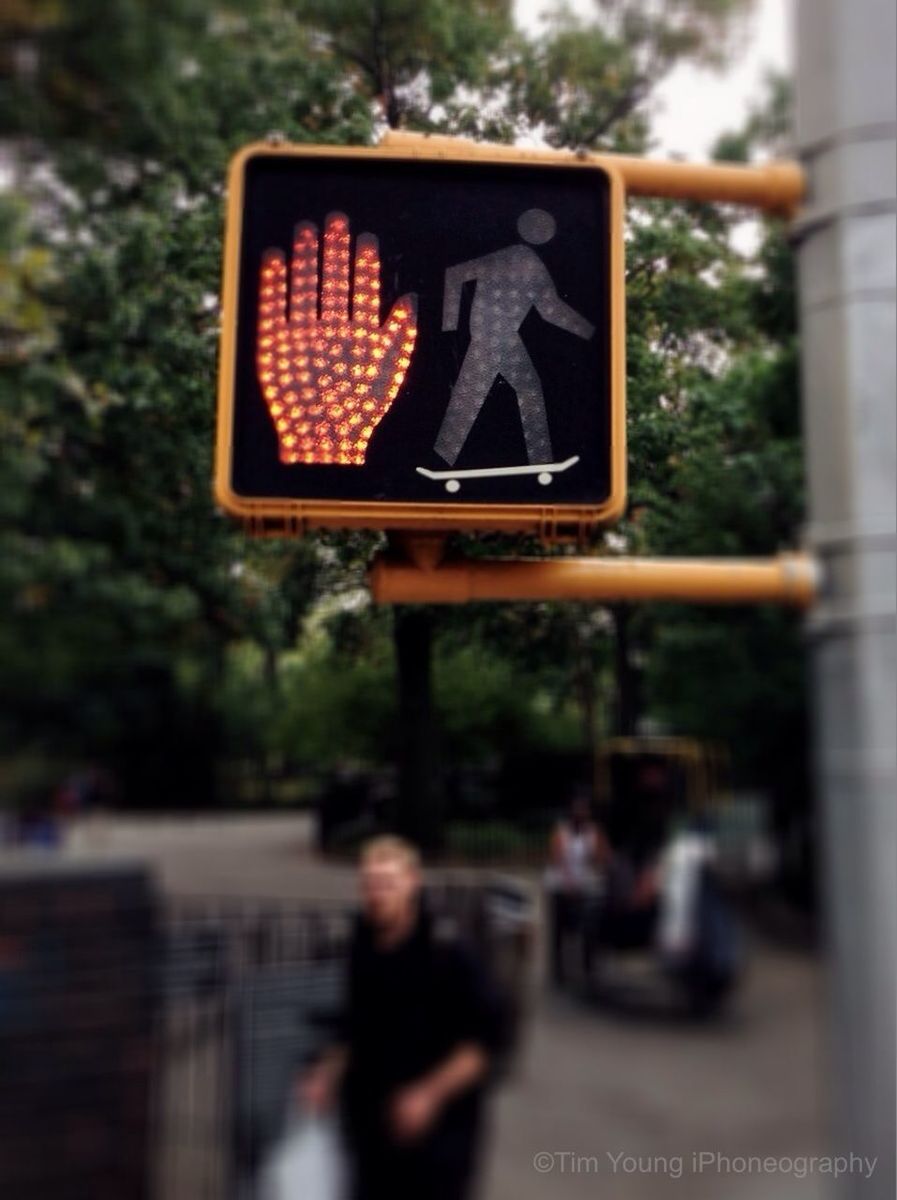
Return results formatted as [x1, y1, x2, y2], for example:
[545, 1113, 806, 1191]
[66, 813, 829, 1200]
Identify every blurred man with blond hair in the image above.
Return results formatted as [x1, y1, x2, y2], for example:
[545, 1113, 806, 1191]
[301, 835, 506, 1200]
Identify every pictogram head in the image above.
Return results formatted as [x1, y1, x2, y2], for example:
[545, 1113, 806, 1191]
[517, 208, 556, 245]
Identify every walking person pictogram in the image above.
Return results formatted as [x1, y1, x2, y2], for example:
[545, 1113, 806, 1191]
[434, 208, 595, 469]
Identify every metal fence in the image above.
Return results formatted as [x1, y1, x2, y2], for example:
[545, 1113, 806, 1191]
[151, 900, 352, 1200]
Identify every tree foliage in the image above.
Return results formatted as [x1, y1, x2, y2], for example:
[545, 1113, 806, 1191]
[292, 0, 513, 129]
[1, 1, 368, 798]
[502, 0, 753, 151]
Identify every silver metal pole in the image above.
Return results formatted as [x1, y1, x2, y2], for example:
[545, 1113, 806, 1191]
[795, 1, 897, 1195]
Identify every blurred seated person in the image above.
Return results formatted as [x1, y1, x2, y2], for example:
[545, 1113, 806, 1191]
[544, 791, 611, 985]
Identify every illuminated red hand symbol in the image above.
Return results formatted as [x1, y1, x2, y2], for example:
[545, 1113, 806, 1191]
[257, 212, 418, 465]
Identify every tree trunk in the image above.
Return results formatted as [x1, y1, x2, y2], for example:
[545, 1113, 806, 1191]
[393, 605, 443, 854]
[572, 623, 602, 793]
[384, 85, 401, 130]
[612, 605, 639, 736]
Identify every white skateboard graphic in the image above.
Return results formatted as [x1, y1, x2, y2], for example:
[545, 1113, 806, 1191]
[416, 455, 580, 494]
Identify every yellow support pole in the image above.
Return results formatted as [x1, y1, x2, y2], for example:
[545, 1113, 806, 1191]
[369, 552, 820, 608]
[598, 155, 804, 215]
[379, 130, 806, 217]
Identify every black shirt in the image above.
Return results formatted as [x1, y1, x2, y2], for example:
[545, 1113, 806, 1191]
[340, 905, 506, 1150]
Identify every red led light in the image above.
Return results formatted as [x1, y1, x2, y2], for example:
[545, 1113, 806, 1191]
[256, 213, 418, 466]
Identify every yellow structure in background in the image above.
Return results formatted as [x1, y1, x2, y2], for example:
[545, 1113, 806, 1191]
[594, 736, 731, 821]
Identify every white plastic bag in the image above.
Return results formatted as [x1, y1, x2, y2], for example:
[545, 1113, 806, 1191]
[258, 1113, 347, 1200]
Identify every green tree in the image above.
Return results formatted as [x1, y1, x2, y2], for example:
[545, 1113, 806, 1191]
[0, 1, 368, 802]
[292, 0, 513, 130]
[503, 0, 753, 151]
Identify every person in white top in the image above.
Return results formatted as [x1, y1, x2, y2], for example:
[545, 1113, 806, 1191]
[544, 792, 611, 986]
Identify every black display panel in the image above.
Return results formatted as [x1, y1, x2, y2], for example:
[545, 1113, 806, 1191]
[228, 153, 614, 506]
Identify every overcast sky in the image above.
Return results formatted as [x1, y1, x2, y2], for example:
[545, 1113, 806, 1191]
[514, 0, 793, 157]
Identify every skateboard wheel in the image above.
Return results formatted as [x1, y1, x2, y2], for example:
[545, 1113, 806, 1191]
[445, 479, 461, 494]
[538, 472, 553, 486]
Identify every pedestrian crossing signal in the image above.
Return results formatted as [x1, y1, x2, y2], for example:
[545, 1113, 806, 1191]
[215, 140, 626, 538]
